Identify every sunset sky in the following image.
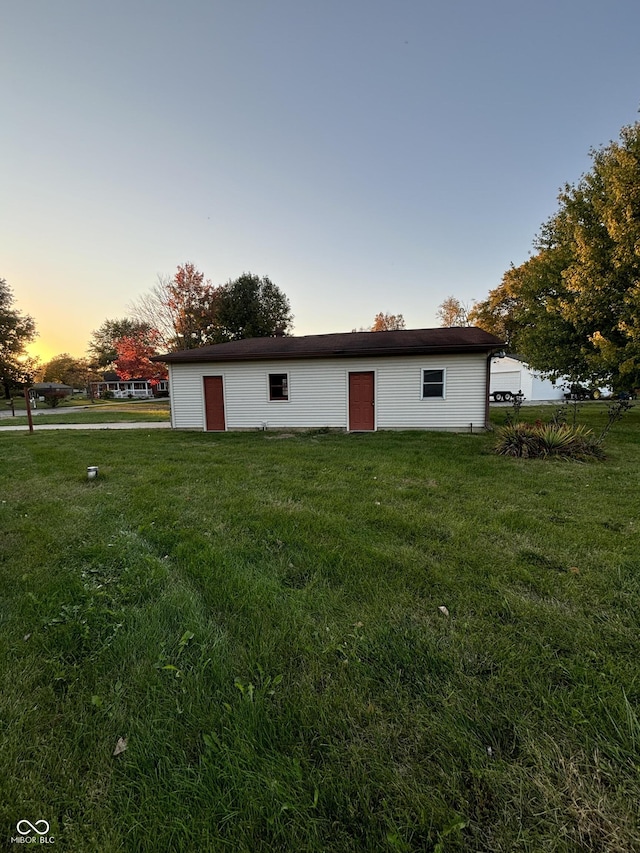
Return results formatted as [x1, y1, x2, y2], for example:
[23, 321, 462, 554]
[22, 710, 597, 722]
[2, 1, 640, 362]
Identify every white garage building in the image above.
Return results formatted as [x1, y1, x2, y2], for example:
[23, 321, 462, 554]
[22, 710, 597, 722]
[154, 327, 504, 432]
[490, 354, 568, 402]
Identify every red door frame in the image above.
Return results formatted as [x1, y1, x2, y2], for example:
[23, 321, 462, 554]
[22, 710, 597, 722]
[203, 376, 226, 431]
[348, 371, 375, 431]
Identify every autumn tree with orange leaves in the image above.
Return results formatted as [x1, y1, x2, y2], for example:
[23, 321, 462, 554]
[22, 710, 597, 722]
[130, 263, 221, 351]
[371, 312, 406, 331]
[436, 296, 472, 327]
[166, 263, 221, 349]
[114, 328, 167, 385]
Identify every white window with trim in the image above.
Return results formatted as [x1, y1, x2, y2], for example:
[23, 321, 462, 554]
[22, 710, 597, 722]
[421, 368, 445, 399]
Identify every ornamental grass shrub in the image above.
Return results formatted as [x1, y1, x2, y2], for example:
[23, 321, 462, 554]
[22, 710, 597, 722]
[495, 421, 605, 460]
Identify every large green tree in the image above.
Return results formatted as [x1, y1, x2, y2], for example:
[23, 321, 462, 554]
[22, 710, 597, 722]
[471, 121, 640, 391]
[0, 278, 37, 398]
[39, 353, 100, 391]
[214, 273, 293, 342]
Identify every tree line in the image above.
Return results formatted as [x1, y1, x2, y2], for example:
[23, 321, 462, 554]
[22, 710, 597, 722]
[440, 120, 640, 393]
[85, 269, 294, 386]
[0, 269, 294, 396]
[1, 261, 408, 396]
[3, 119, 639, 395]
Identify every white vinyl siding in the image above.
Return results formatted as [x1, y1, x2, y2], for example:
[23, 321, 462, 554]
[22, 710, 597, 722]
[168, 354, 488, 431]
[375, 356, 485, 430]
[224, 362, 344, 428]
[168, 364, 205, 428]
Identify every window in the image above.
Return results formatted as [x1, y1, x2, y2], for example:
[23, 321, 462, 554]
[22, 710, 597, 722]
[269, 373, 289, 401]
[422, 369, 445, 398]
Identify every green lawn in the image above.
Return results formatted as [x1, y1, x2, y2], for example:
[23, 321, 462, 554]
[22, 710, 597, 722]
[0, 405, 638, 851]
[0, 399, 170, 426]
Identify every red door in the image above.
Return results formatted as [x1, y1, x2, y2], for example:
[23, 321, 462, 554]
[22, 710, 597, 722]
[349, 371, 375, 431]
[203, 376, 225, 431]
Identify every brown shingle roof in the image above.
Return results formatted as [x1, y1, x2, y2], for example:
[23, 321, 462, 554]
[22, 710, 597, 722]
[153, 327, 505, 364]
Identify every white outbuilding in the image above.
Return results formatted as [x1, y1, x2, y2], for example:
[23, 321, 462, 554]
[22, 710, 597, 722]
[490, 354, 568, 402]
[154, 327, 504, 432]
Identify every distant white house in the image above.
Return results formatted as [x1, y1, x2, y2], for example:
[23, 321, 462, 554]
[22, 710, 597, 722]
[490, 355, 568, 401]
[91, 379, 169, 399]
[153, 327, 504, 432]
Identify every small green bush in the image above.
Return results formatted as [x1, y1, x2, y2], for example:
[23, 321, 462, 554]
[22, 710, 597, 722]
[495, 421, 605, 460]
[42, 390, 67, 409]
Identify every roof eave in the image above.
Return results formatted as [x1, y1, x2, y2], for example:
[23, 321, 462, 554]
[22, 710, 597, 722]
[154, 344, 504, 364]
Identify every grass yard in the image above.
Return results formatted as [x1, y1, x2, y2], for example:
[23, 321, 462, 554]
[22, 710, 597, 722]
[0, 399, 170, 427]
[0, 405, 638, 851]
